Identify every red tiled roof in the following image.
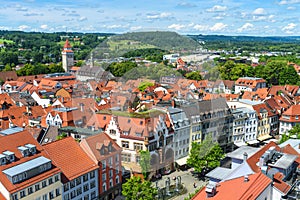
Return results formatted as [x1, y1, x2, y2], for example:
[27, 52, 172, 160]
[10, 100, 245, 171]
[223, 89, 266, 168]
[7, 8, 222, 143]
[0, 130, 61, 193]
[43, 137, 98, 181]
[273, 172, 291, 194]
[280, 105, 300, 122]
[63, 39, 72, 49]
[192, 172, 272, 200]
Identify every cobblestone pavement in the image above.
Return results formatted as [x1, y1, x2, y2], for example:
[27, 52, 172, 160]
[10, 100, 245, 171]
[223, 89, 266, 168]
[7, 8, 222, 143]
[152, 169, 208, 200]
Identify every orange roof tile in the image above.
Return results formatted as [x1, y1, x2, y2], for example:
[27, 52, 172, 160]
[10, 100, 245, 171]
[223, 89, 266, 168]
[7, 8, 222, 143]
[43, 137, 98, 181]
[192, 172, 272, 200]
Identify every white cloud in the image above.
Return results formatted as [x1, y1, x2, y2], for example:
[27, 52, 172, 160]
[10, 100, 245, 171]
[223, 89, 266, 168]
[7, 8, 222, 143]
[40, 24, 48, 29]
[177, 2, 197, 8]
[78, 16, 87, 21]
[206, 5, 227, 12]
[252, 8, 266, 15]
[237, 23, 254, 32]
[193, 24, 209, 31]
[168, 24, 185, 30]
[287, 6, 296, 10]
[146, 12, 171, 19]
[210, 23, 227, 31]
[282, 23, 296, 31]
[268, 15, 276, 22]
[130, 26, 142, 31]
[252, 16, 267, 21]
[16, 7, 28, 12]
[279, 0, 300, 5]
[18, 25, 30, 31]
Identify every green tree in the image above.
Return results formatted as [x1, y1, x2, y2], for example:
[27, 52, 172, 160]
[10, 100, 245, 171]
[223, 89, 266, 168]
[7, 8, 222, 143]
[187, 134, 225, 173]
[185, 71, 203, 81]
[138, 81, 154, 92]
[139, 150, 151, 179]
[107, 61, 137, 77]
[122, 176, 157, 200]
[288, 124, 300, 138]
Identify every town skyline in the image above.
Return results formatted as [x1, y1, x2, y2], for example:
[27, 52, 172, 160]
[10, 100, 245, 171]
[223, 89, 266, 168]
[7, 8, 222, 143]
[1, 0, 300, 36]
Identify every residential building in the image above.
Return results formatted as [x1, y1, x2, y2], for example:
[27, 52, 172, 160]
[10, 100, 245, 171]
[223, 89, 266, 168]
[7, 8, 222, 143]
[279, 104, 300, 135]
[252, 103, 272, 142]
[167, 107, 190, 167]
[43, 137, 99, 200]
[62, 39, 74, 72]
[0, 129, 62, 200]
[80, 133, 122, 200]
[231, 108, 247, 146]
[234, 77, 267, 94]
[98, 109, 174, 175]
[193, 172, 272, 200]
[182, 98, 234, 153]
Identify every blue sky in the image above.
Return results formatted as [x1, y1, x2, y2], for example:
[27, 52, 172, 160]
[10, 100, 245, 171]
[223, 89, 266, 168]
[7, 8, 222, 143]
[0, 0, 300, 36]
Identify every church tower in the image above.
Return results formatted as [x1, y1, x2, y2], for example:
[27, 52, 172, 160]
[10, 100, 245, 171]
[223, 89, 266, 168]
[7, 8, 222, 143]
[61, 39, 74, 72]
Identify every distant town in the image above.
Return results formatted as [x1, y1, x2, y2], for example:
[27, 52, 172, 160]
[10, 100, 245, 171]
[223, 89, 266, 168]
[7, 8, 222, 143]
[0, 31, 300, 200]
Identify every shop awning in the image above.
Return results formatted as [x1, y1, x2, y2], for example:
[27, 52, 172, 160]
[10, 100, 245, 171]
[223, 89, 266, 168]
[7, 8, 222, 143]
[176, 156, 188, 166]
[247, 139, 260, 145]
[257, 134, 272, 141]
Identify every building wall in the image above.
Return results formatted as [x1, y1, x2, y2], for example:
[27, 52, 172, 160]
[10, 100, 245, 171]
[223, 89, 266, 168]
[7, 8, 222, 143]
[256, 183, 272, 200]
[10, 174, 62, 200]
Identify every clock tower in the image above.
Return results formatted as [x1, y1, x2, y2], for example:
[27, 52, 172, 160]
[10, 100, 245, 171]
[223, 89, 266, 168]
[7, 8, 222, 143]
[61, 39, 74, 72]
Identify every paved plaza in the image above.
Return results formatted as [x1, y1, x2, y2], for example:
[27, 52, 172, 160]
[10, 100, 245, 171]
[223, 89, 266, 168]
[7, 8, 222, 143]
[152, 169, 208, 200]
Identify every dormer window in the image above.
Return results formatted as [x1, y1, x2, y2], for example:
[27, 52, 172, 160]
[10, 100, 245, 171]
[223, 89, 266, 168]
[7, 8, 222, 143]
[18, 146, 29, 157]
[3, 151, 15, 162]
[0, 154, 6, 165]
[25, 144, 36, 155]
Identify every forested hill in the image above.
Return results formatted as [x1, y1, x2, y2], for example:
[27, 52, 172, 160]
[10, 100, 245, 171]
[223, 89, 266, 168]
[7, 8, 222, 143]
[188, 34, 300, 53]
[188, 34, 300, 43]
[111, 31, 201, 51]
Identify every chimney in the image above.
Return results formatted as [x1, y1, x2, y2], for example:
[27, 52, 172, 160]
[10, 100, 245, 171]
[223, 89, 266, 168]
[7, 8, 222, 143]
[243, 152, 248, 162]
[80, 103, 84, 112]
[244, 175, 249, 182]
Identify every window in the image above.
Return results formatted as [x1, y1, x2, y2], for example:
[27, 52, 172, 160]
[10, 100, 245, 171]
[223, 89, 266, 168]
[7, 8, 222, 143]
[55, 175, 59, 182]
[20, 190, 26, 198]
[42, 194, 48, 200]
[28, 187, 33, 195]
[122, 141, 129, 148]
[83, 174, 89, 182]
[90, 180, 96, 189]
[91, 191, 96, 199]
[35, 184, 40, 191]
[109, 169, 113, 178]
[136, 155, 141, 163]
[76, 187, 82, 196]
[63, 183, 69, 192]
[49, 191, 54, 200]
[42, 181, 47, 188]
[116, 176, 120, 184]
[84, 195, 89, 200]
[115, 154, 119, 163]
[102, 160, 106, 170]
[109, 129, 116, 135]
[76, 177, 81, 185]
[108, 157, 113, 167]
[90, 171, 95, 179]
[109, 179, 113, 188]
[102, 173, 106, 181]
[121, 153, 131, 162]
[63, 194, 69, 200]
[70, 190, 76, 199]
[70, 180, 75, 188]
[103, 183, 107, 192]
[134, 143, 143, 151]
[55, 188, 60, 196]
[12, 194, 18, 200]
[48, 177, 53, 185]
[83, 183, 89, 192]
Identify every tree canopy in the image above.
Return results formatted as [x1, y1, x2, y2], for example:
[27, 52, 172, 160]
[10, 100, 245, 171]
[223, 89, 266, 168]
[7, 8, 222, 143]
[139, 150, 151, 179]
[106, 61, 137, 77]
[187, 134, 225, 173]
[122, 176, 157, 200]
[185, 71, 203, 81]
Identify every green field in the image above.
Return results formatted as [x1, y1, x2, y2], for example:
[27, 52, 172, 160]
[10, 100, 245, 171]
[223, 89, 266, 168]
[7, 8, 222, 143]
[57, 40, 81, 47]
[107, 39, 157, 51]
[0, 39, 14, 44]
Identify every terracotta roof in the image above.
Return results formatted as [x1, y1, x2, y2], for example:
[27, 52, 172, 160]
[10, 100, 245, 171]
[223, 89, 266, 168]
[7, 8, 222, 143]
[280, 105, 300, 122]
[80, 132, 122, 163]
[0, 71, 18, 81]
[247, 141, 280, 173]
[43, 137, 98, 181]
[273, 172, 291, 194]
[235, 77, 266, 89]
[192, 172, 272, 200]
[63, 39, 72, 49]
[0, 130, 61, 193]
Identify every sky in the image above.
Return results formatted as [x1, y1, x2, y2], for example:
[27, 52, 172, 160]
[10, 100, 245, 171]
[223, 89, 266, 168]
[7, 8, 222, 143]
[0, 0, 300, 36]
